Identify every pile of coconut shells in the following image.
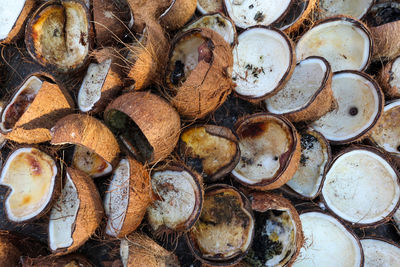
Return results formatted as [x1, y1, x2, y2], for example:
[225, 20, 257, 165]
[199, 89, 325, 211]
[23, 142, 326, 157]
[2, 0, 400, 266]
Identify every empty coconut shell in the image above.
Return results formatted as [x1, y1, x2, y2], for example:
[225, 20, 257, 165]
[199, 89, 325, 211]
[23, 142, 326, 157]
[276, 0, 317, 34]
[48, 167, 103, 255]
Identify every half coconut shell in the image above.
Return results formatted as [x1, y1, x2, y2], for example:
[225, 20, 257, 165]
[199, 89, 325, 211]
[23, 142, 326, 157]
[378, 55, 400, 98]
[197, 0, 224, 14]
[231, 113, 301, 191]
[275, 0, 317, 34]
[160, 0, 197, 31]
[361, 238, 400, 266]
[0, 74, 75, 144]
[318, 0, 375, 20]
[48, 167, 103, 255]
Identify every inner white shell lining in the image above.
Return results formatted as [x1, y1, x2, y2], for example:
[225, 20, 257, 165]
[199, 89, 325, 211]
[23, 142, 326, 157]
[319, 0, 374, 19]
[361, 239, 400, 267]
[0, 0, 25, 40]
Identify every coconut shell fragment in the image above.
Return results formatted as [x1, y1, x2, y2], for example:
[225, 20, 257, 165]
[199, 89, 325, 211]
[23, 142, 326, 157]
[0, 74, 75, 144]
[104, 156, 152, 238]
[21, 254, 94, 267]
[317, 0, 375, 20]
[165, 28, 233, 119]
[160, 0, 197, 31]
[378, 55, 400, 98]
[361, 238, 400, 266]
[48, 168, 103, 255]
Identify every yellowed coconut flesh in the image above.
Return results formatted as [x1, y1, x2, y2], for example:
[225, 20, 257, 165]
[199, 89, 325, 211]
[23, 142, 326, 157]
[0, 147, 57, 222]
[72, 145, 112, 178]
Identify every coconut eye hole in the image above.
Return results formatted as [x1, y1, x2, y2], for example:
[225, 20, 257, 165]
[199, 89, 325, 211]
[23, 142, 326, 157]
[349, 107, 358, 116]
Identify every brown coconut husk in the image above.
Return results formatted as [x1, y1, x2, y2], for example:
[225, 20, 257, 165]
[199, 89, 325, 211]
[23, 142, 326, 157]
[79, 48, 124, 114]
[122, 232, 180, 267]
[50, 167, 103, 255]
[104, 91, 180, 164]
[377, 56, 400, 98]
[92, 0, 131, 46]
[0, 235, 21, 266]
[107, 156, 152, 238]
[125, 19, 170, 90]
[0, 0, 35, 44]
[371, 20, 400, 61]
[3, 75, 75, 144]
[280, 56, 334, 123]
[165, 28, 234, 119]
[160, 0, 197, 31]
[50, 114, 120, 165]
[21, 254, 94, 267]
[249, 191, 304, 266]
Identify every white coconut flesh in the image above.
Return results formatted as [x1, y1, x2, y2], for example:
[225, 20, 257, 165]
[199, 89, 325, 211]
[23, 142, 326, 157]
[370, 100, 400, 156]
[104, 159, 130, 237]
[293, 212, 362, 267]
[183, 14, 236, 46]
[286, 131, 329, 198]
[0, 0, 26, 40]
[389, 57, 400, 95]
[361, 239, 400, 267]
[232, 28, 292, 98]
[296, 20, 371, 72]
[31, 2, 89, 69]
[78, 59, 111, 112]
[232, 120, 293, 184]
[322, 150, 400, 224]
[265, 57, 328, 114]
[224, 0, 291, 28]
[72, 145, 112, 178]
[192, 189, 254, 259]
[0, 76, 42, 132]
[393, 208, 400, 229]
[197, 0, 223, 14]
[311, 72, 380, 142]
[48, 172, 80, 251]
[0, 147, 57, 222]
[147, 170, 197, 231]
[120, 239, 129, 267]
[319, 0, 374, 19]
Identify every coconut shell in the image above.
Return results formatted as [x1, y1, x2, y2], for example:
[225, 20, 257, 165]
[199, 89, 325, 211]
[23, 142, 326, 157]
[126, 0, 171, 32]
[0, 235, 21, 266]
[50, 167, 103, 255]
[105, 91, 180, 164]
[371, 20, 400, 61]
[378, 57, 400, 98]
[1, 0, 35, 44]
[126, 19, 169, 90]
[123, 232, 180, 267]
[112, 156, 152, 238]
[249, 191, 304, 266]
[166, 28, 233, 119]
[283, 0, 317, 35]
[4, 76, 75, 144]
[280, 57, 334, 123]
[160, 0, 197, 31]
[21, 254, 94, 267]
[50, 114, 120, 165]
[92, 0, 131, 46]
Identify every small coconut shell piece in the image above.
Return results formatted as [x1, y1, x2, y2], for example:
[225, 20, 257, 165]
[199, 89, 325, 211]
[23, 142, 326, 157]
[160, 0, 197, 31]
[232, 26, 295, 101]
[378, 55, 400, 98]
[366, 2, 400, 61]
[21, 254, 94, 267]
[318, 0, 375, 20]
[51, 114, 120, 166]
[179, 125, 240, 182]
[147, 165, 203, 234]
[0, 0, 35, 44]
[370, 100, 400, 158]
[78, 48, 124, 114]
[104, 92, 180, 164]
[0, 147, 59, 223]
[292, 211, 363, 267]
[311, 71, 383, 144]
[48, 167, 103, 255]
[120, 232, 180, 267]
[182, 13, 237, 47]
[0, 235, 21, 266]
[361, 238, 400, 266]
[186, 184, 254, 266]
[72, 145, 112, 178]
[232, 113, 301, 191]
[165, 28, 233, 119]
[104, 156, 152, 238]
[244, 192, 303, 267]
[265, 56, 333, 122]
[275, 0, 317, 34]
[285, 129, 331, 200]
[92, 0, 132, 46]
[197, 0, 224, 14]
[296, 16, 372, 72]
[224, 0, 293, 29]
[0, 74, 74, 144]
[321, 146, 400, 226]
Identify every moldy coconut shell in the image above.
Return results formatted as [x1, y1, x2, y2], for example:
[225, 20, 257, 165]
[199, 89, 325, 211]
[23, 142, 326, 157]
[165, 28, 233, 119]
[160, 0, 197, 31]
[50, 114, 120, 166]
